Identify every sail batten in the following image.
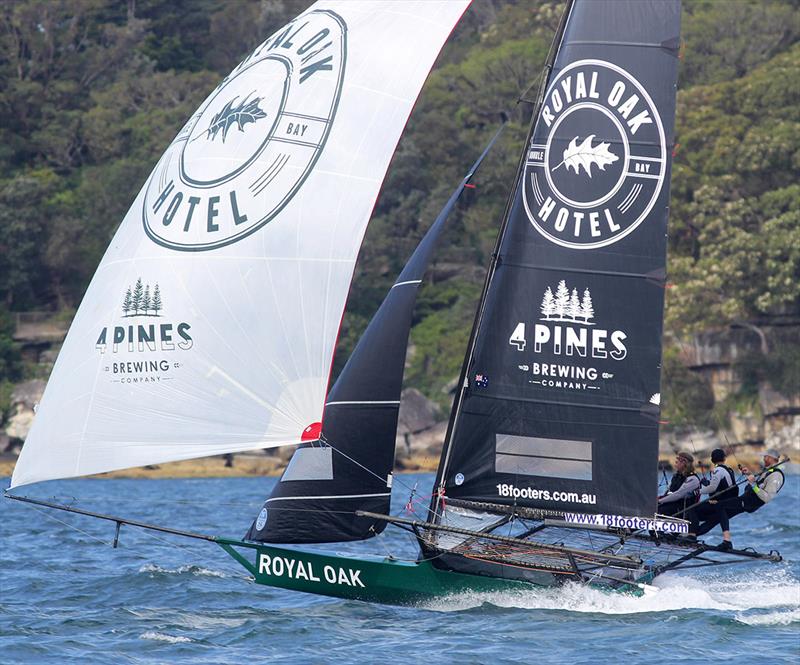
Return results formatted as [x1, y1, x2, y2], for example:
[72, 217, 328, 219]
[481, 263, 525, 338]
[11, 0, 471, 489]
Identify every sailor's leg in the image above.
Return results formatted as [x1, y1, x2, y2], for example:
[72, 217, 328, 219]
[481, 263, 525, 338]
[715, 497, 746, 542]
[657, 501, 679, 518]
[696, 512, 720, 536]
[684, 506, 699, 534]
[694, 501, 717, 535]
[719, 497, 745, 523]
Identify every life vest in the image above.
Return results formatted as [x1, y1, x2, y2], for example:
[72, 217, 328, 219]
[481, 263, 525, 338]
[715, 464, 738, 501]
[742, 467, 784, 512]
[668, 472, 685, 493]
[668, 471, 700, 510]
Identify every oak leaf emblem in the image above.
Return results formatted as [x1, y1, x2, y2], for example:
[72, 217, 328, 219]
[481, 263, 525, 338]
[205, 93, 268, 143]
[553, 135, 618, 177]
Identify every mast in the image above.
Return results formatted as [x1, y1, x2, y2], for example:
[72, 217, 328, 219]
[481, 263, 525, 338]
[432, 0, 576, 520]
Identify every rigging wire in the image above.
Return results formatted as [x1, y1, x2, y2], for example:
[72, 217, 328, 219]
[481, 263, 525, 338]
[21, 501, 113, 547]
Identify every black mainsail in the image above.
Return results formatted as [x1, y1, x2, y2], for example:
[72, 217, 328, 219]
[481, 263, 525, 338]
[434, 0, 681, 520]
[247, 129, 504, 543]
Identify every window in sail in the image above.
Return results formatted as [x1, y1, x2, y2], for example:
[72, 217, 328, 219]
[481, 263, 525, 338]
[494, 434, 592, 481]
[281, 446, 333, 482]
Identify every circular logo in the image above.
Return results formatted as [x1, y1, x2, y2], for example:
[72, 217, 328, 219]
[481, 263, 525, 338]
[255, 507, 268, 531]
[523, 59, 666, 249]
[454, 472, 465, 486]
[142, 10, 346, 251]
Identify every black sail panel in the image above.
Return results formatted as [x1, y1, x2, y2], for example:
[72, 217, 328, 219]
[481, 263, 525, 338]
[437, 0, 680, 518]
[247, 130, 504, 543]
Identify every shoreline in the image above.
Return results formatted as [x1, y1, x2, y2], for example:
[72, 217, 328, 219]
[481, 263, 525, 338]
[0, 453, 443, 481]
[1, 451, 784, 482]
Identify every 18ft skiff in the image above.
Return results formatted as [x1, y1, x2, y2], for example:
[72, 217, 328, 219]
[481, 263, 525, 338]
[6, 0, 782, 605]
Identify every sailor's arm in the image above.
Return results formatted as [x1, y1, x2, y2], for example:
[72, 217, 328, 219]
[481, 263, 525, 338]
[658, 475, 701, 503]
[753, 471, 783, 504]
[700, 467, 724, 495]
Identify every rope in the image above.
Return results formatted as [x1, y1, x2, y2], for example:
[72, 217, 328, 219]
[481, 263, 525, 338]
[319, 433, 445, 522]
[21, 501, 112, 547]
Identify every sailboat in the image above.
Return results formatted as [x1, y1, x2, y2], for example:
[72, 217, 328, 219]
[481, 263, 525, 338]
[7, 0, 782, 605]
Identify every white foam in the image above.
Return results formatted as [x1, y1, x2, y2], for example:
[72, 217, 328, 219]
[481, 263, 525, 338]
[139, 631, 192, 644]
[424, 568, 800, 616]
[138, 563, 226, 578]
[735, 609, 800, 626]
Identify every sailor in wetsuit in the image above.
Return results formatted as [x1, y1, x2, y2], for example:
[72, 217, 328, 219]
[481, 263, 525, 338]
[693, 448, 738, 540]
[658, 451, 701, 534]
[697, 449, 785, 550]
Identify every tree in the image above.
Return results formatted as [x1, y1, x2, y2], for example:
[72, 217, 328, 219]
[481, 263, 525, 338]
[131, 278, 144, 315]
[540, 286, 555, 320]
[0, 306, 23, 382]
[122, 287, 133, 316]
[568, 288, 581, 321]
[554, 280, 570, 320]
[142, 284, 151, 315]
[152, 284, 163, 316]
[580, 288, 594, 324]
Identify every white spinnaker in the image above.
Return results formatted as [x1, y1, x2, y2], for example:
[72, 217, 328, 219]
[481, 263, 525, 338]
[11, 0, 469, 488]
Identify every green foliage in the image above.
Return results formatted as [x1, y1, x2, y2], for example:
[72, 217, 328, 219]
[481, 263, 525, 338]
[667, 45, 800, 333]
[406, 281, 482, 407]
[680, 0, 800, 87]
[0, 0, 798, 413]
[734, 329, 800, 397]
[660, 346, 715, 429]
[0, 307, 23, 383]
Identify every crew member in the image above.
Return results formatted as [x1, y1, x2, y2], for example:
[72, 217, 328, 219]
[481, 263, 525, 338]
[697, 449, 785, 550]
[693, 448, 738, 538]
[658, 451, 701, 534]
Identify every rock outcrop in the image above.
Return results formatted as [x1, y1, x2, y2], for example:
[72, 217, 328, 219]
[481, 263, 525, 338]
[5, 380, 46, 443]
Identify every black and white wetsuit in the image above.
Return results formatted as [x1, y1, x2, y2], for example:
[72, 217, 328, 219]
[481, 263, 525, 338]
[697, 466, 785, 536]
[694, 464, 737, 532]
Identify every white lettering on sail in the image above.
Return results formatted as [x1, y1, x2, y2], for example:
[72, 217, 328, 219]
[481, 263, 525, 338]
[524, 59, 667, 249]
[511, 280, 628, 393]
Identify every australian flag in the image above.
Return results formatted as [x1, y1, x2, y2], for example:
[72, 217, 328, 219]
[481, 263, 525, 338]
[474, 373, 489, 388]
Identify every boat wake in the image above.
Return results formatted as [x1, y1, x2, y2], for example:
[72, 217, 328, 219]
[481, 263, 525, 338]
[423, 568, 800, 619]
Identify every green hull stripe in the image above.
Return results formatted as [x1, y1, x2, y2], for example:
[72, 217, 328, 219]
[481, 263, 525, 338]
[217, 538, 546, 605]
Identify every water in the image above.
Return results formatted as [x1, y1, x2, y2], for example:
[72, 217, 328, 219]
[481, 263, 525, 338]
[2, 473, 799, 664]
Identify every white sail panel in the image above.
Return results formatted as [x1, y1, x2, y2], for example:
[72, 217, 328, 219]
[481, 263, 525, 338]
[11, 0, 469, 488]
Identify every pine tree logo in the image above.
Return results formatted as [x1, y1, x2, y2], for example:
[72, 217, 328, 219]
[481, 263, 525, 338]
[122, 278, 164, 317]
[539, 280, 595, 325]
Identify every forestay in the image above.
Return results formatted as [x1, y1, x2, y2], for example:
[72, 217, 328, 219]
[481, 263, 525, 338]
[435, 0, 681, 518]
[11, 0, 470, 488]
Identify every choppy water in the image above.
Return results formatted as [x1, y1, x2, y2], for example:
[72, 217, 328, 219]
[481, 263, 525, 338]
[2, 473, 799, 664]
